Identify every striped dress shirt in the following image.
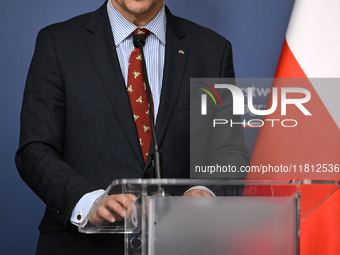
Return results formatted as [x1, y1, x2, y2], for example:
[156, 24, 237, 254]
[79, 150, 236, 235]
[107, 0, 166, 118]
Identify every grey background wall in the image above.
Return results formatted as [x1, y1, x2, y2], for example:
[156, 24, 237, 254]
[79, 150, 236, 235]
[0, 0, 294, 253]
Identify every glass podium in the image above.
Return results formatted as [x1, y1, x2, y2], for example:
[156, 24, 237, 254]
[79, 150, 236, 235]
[78, 179, 339, 255]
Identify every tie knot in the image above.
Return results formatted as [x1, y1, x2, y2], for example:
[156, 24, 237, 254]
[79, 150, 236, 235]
[133, 28, 149, 40]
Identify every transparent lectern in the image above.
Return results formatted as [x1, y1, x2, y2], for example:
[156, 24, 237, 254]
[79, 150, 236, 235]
[78, 179, 308, 255]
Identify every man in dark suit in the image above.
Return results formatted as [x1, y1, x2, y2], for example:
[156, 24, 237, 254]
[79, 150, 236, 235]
[15, 0, 249, 254]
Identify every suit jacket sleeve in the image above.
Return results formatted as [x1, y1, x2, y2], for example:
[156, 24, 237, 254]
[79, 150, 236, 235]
[189, 38, 250, 179]
[218, 41, 250, 175]
[15, 27, 97, 226]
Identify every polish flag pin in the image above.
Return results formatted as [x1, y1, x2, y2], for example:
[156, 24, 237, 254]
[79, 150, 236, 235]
[178, 50, 185, 54]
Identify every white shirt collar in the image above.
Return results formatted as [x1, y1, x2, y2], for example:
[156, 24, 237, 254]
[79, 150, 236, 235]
[107, 1, 166, 47]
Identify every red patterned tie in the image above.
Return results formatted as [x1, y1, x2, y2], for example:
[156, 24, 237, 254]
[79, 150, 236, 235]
[127, 28, 153, 162]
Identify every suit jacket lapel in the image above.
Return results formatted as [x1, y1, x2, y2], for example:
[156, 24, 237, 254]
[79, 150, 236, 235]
[85, 3, 145, 167]
[145, 7, 189, 169]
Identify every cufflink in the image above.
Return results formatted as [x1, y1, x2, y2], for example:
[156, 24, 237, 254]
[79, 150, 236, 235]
[77, 214, 82, 221]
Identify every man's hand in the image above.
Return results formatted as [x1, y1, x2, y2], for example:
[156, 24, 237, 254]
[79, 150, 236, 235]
[184, 189, 213, 197]
[89, 193, 137, 226]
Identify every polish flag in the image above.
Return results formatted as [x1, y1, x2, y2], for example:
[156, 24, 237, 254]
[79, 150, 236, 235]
[247, 0, 340, 254]
[249, 0, 340, 178]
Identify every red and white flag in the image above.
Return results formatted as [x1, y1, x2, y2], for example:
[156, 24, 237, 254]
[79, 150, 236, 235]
[250, 0, 340, 177]
[248, 0, 340, 253]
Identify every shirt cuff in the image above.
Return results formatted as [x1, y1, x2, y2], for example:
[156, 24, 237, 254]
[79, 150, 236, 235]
[70, 189, 105, 226]
[184, 186, 216, 197]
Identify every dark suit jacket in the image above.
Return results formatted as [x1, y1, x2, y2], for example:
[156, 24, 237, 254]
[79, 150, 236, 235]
[15, 1, 249, 254]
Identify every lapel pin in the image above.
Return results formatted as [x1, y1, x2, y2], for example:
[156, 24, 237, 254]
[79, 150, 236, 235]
[178, 50, 185, 55]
